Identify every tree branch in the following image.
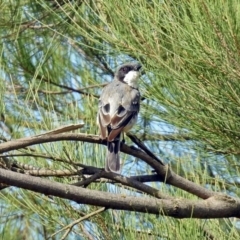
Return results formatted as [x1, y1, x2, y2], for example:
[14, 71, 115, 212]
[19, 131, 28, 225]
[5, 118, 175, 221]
[90, 171, 173, 199]
[0, 132, 216, 199]
[10, 161, 173, 199]
[136, 133, 194, 141]
[0, 168, 239, 218]
[52, 207, 106, 239]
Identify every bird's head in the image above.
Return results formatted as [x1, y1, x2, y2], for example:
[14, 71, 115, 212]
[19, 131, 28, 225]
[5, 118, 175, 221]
[115, 62, 142, 88]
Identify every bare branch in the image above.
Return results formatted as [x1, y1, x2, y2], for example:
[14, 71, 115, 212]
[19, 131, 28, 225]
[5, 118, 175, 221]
[127, 133, 164, 165]
[38, 123, 85, 135]
[36, 89, 72, 95]
[40, 78, 99, 98]
[77, 83, 107, 91]
[9, 160, 173, 199]
[136, 133, 194, 141]
[73, 170, 173, 199]
[0, 132, 215, 199]
[54, 207, 106, 240]
[73, 171, 105, 187]
[0, 168, 239, 218]
[25, 169, 79, 177]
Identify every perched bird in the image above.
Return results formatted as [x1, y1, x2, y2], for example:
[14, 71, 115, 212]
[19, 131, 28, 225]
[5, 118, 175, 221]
[97, 62, 142, 172]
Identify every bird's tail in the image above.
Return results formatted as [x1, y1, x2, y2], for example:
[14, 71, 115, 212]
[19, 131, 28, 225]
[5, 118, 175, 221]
[105, 133, 121, 172]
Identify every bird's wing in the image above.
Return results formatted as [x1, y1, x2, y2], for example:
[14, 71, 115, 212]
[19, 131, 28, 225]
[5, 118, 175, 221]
[97, 95, 111, 139]
[97, 82, 111, 139]
[108, 89, 140, 141]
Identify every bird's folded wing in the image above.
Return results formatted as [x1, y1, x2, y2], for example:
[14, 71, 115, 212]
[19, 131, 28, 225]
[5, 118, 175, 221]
[97, 108, 110, 139]
[108, 109, 137, 141]
[108, 90, 140, 141]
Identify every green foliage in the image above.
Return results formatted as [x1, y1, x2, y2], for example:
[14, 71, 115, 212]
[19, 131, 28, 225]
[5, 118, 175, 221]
[0, 0, 240, 239]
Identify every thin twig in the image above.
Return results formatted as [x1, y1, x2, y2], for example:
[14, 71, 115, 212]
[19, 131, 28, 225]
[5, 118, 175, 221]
[136, 132, 194, 141]
[50, 207, 106, 240]
[72, 171, 104, 187]
[38, 123, 84, 136]
[127, 133, 164, 165]
[77, 83, 107, 91]
[40, 78, 99, 98]
[36, 89, 72, 95]
[25, 169, 80, 177]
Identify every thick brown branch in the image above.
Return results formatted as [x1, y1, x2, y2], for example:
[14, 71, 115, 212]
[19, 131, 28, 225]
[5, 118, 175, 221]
[14, 163, 172, 199]
[4, 154, 172, 199]
[0, 133, 215, 199]
[0, 168, 239, 218]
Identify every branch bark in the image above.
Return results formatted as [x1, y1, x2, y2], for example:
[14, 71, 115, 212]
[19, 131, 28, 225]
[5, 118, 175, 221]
[0, 168, 239, 218]
[0, 132, 215, 199]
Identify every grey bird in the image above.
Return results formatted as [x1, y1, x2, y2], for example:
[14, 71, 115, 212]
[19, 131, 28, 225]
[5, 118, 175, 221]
[97, 62, 142, 172]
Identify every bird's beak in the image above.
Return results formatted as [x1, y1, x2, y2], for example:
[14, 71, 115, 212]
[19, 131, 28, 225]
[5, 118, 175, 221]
[135, 64, 142, 71]
[135, 64, 145, 76]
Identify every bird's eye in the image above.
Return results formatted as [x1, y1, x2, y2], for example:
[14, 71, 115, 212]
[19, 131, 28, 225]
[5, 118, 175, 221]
[122, 67, 130, 72]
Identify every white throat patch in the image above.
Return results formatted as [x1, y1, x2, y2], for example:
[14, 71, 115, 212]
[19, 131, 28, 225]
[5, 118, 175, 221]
[123, 70, 140, 88]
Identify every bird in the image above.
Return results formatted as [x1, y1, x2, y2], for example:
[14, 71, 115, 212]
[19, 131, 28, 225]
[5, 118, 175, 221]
[97, 62, 142, 172]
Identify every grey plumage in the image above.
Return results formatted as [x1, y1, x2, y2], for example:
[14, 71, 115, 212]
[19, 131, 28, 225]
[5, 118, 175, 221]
[97, 62, 142, 172]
